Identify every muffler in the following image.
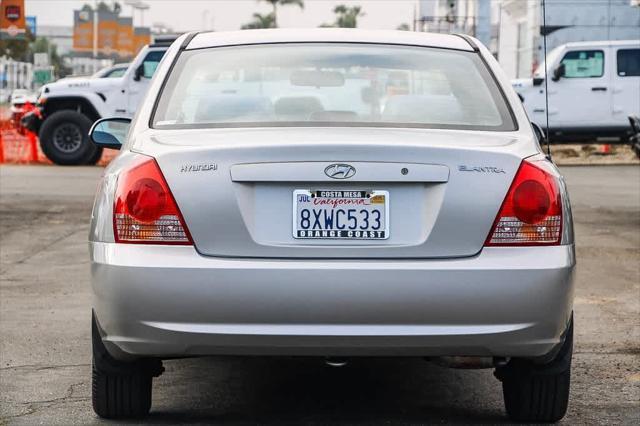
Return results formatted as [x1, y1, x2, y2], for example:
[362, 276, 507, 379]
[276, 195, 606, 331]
[428, 356, 509, 369]
[324, 357, 349, 367]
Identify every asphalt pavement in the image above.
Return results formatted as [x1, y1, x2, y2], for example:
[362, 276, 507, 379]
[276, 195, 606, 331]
[0, 164, 638, 425]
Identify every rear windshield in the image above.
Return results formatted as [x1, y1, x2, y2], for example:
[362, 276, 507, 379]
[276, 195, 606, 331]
[152, 43, 516, 131]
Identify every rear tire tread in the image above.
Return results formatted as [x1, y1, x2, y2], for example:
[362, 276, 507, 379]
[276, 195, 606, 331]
[92, 364, 153, 419]
[91, 313, 160, 419]
[498, 318, 573, 423]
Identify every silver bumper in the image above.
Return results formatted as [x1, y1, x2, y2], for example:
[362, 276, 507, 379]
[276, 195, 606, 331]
[90, 243, 575, 359]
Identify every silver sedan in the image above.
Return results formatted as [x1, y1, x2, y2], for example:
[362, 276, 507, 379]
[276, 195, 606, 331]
[88, 29, 575, 422]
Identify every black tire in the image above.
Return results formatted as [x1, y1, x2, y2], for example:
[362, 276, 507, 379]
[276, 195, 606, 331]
[84, 144, 105, 165]
[91, 314, 163, 419]
[496, 319, 573, 423]
[39, 110, 103, 165]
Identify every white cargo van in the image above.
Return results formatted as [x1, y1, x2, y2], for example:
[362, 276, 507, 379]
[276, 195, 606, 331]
[513, 40, 640, 142]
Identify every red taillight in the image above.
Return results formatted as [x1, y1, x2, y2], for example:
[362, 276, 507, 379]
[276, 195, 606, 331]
[113, 157, 192, 245]
[485, 159, 562, 246]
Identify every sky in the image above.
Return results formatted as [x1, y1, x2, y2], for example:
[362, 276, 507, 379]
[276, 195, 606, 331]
[25, 0, 418, 32]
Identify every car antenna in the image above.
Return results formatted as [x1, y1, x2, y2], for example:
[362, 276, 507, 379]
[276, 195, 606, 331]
[542, 0, 552, 160]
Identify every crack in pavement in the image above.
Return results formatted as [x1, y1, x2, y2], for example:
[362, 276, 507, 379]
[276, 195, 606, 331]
[8, 229, 86, 267]
[1, 381, 90, 419]
[0, 363, 90, 372]
[0, 381, 89, 420]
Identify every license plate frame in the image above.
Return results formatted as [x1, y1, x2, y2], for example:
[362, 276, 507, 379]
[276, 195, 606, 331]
[292, 189, 390, 240]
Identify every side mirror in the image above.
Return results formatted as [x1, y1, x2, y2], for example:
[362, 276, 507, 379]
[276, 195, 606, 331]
[531, 122, 547, 145]
[551, 63, 565, 82]
[134, 64, 144, 81]
[89, 117, 131, 150]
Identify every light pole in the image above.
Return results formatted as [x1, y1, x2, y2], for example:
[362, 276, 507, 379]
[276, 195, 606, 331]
[93, 0, 99, 73]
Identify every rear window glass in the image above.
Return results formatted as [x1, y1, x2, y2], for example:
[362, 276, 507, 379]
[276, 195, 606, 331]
[617, 49, 640, 77]
[152, 43, 515, 131]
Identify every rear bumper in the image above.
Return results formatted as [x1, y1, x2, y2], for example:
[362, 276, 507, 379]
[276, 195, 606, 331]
[90, 243, 575, 360]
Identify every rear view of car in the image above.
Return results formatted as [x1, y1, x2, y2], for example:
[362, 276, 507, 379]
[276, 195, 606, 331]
[89, 29, 575, 422]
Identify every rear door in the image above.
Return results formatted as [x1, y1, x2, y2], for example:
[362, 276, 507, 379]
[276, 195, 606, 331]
[612, 47, 640, 125]
[550, 47, 611, 127]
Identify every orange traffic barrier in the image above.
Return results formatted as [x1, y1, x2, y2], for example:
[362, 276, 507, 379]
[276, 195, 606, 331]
[599, 144, 612, 155]
[0, 129, 5, 164]
[27, 130, 38, 162]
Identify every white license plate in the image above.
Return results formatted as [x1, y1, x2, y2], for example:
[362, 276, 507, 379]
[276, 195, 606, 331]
[293, 190, 389, 239]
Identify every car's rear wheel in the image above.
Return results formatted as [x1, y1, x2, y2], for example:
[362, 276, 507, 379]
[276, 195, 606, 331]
[91, 314, 163, 419]
[496, 318, 573, 423]
[39, 110, 103, 165]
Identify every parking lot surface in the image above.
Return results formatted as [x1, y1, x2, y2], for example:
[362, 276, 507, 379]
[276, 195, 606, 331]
[1, 165, 638, 425]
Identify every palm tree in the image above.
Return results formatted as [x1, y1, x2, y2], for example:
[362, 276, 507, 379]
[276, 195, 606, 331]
[241, 12, 276, 29]
[259, 0, 304, 28]
[333, 5, 365, 28]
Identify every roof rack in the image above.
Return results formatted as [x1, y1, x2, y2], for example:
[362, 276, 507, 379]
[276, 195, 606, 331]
[151, 34, 181, 46]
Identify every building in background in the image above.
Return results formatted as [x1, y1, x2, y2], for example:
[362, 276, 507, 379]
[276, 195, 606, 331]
[418, 0, 478, 38]
[132, 26, 151, 54]
[71, 7, 151, 73]
[416, 1, 495, 55]
[0, 57, 32, 96]
[37, 25, 73, 55]
[495, 0, 640, 78]
[417, 0, 639, 79]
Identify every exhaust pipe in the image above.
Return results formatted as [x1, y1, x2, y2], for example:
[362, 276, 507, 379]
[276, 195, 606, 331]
[324, 357, 349, 367]
[428, 356, 509, 369]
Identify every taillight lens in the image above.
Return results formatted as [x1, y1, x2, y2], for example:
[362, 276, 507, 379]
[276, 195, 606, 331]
[485, 159, 562, 246]
[113, 156, 192, 245]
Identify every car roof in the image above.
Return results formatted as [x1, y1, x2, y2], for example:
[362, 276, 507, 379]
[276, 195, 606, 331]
[562, 39, 640, 48]
[187, 28, 475, 52]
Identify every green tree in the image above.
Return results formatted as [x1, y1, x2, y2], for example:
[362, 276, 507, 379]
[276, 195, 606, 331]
[328, 5, 365, 28]
[241, 13, 277, 29]
[0, 29, 35, 62]
[259, 0, 304, 28]
[30, 37, 70, 78]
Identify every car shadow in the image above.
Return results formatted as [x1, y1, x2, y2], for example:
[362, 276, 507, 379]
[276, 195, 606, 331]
[128, 356, 511, 424]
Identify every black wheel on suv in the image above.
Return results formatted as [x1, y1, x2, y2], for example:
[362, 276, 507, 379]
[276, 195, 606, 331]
[496, 318, 573, 423]
[39, 110, 103, 165]
[91, 314, 163, 419]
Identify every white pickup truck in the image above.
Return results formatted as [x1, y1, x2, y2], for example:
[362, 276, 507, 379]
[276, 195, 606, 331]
[513, 40, 640, 143]
[23, 40, 173, 165]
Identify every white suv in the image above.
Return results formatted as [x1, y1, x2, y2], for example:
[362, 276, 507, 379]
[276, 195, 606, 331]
[513, 40, 640, 142]
[22, 42, 171, 165]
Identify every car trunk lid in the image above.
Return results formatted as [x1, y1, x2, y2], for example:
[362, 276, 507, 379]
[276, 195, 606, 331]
[145, 127, 529, 258]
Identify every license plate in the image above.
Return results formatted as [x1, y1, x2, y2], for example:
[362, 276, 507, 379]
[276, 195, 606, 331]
[293, 190, 389, 239]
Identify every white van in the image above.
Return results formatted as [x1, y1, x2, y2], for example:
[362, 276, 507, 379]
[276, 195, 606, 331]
[513, 40, 640, 142]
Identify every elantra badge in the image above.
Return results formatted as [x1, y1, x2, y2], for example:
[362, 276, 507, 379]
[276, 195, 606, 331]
[324, 164, 356, 179]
